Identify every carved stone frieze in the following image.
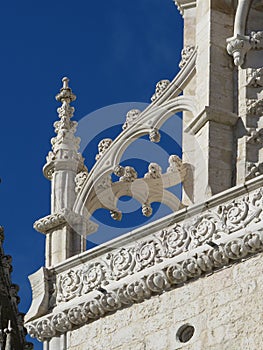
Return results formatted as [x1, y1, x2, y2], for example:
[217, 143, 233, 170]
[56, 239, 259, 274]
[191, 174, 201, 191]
[246, 68, 263, 87]
[25, 230, 263, 340]
[151, 80, 170, 102]
[179, 45, 195, 69]
[50, 187, 263, 304]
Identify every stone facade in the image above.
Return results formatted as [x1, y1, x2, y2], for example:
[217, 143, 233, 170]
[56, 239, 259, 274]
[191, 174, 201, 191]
[25, 0, 263, 349]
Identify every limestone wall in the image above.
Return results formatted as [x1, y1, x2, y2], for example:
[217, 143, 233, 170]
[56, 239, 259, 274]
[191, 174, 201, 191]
[67, 252, 263, 350]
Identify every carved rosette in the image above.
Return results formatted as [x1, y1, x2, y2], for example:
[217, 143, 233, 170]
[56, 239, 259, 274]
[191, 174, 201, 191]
[107, 248, 135, 280]
[57, 269, 82, 302]
[68, 306, 88, 326]
[36, 319, 55, 341]
[82, 262, 106, 293]
[161, 225, 190, 257]
[51, 312, 71, 333]
[135, 240, 159, 269]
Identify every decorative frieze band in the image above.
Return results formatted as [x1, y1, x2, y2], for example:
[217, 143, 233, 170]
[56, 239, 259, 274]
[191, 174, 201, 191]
[25, 230, 263, 341]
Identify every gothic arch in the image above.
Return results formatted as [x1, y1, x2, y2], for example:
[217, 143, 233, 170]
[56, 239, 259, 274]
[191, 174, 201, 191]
[73, 95, 197, 217]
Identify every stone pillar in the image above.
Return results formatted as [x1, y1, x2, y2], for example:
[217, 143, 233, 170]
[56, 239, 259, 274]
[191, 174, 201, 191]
[176, 1, 238, 204]
[38, 78, 87, 267]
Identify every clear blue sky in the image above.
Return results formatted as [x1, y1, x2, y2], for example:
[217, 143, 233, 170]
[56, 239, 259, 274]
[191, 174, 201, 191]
[0, 1, 182, 348]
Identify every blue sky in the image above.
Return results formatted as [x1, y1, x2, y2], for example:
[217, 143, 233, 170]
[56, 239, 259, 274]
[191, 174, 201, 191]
[0, 1, 182, 348]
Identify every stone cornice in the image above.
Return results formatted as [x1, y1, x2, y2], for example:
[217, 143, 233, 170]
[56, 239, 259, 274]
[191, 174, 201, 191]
[25, 176, 263, 341]
[25, 229, 263, 341]
[184, 106, 239, 134]
[174, 0, 196, 16]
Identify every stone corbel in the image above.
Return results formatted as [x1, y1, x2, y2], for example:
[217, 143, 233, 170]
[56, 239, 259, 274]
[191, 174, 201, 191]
[25, 268, 50, 322]
[226, 34, 251, 66]
[33, 208, 98, 236]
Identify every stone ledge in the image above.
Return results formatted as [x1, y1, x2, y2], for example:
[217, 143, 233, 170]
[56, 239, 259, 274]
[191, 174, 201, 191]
[25, 229, 263, 341]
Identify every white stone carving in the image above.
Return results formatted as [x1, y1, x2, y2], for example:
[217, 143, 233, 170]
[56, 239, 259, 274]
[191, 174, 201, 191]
[174, 0, 196, 16]
[179, 45, 195, 69]
[246, 98, 263, 116]
[227, 31, 263, 66]
[75, 171, 88, 193]
[247, 128, 263, 144]
[149, 128, 161, 142]
[167, 154, 183, 173]
[25, 229, 263, 340]
[44, 186, 263, 306]
[141, 203, 153, 217]
[116, 166, 137, 182]
[250, 31, 263, 49]
[95, 138, 113, 161]
[246, 162, 263, 180]
[246, 68, 263, 87]
[151, 80, 170, 102]
[122, 109, 141, 130]
[34, 208, 98, 235]
[43, 77, 84, 180]
[144, 163, 162, 179]
[226, 35, 251, 66]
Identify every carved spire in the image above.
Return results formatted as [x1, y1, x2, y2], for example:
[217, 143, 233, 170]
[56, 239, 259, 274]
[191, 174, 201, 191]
[43, 77, 85, 180]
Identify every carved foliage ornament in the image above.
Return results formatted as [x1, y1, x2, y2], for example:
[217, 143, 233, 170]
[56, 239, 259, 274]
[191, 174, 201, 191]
[151, 80, 170, 102]
[246, 68, 263, 87]
[227, 31, 263, 66]
[54, 188, 263, 303]
[26, 230, 263, 340]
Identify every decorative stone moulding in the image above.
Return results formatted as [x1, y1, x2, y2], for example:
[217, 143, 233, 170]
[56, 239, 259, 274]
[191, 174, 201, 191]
[26, 229, 263, 341]
[25, 177, 263, 341]
[33, 209, 98, 235]
[227, 31, 263, 66]
[174, 0, 196, 16]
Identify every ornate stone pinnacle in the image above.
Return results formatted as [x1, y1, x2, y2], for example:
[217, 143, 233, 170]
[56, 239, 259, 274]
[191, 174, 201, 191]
[55, 77, 76, 103]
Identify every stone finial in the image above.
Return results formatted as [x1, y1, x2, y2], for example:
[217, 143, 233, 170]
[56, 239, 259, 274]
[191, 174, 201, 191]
[55, 77, 76, 104]
[43, 77, 85, 180]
